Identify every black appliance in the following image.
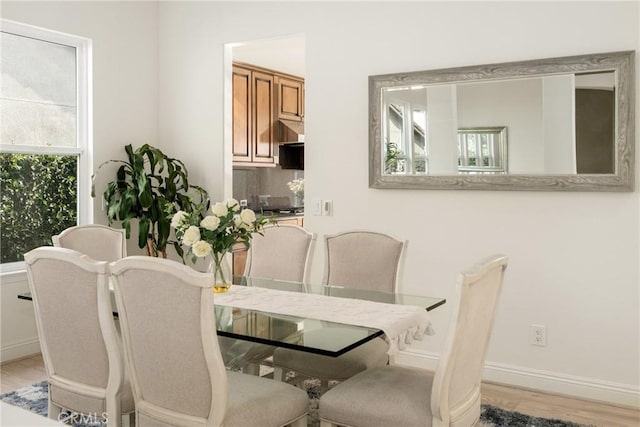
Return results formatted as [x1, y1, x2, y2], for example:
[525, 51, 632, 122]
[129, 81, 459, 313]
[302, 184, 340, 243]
[258, 206, 304, 215]
[279, 143, 304, 170]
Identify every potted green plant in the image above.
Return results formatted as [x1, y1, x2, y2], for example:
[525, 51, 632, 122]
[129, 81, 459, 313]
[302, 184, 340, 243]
[92, 144, 209, 258]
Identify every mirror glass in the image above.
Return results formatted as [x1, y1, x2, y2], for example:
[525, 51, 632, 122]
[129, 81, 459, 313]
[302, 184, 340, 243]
[370, 51, 634, 191]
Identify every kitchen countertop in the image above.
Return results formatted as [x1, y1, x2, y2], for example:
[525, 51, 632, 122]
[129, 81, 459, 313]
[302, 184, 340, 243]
[267, 212, 304, 221]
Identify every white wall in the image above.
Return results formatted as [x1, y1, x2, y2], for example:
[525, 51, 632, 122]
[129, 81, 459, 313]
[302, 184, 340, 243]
[1, 1, 159, 360]
[1, 0, 637, 407]
[542, 75, 576, 173]
[156, 1, 639, 405]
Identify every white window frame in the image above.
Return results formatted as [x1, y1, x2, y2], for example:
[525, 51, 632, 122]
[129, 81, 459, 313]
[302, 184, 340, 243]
[0, 19, 93, 273]
[457, 127, 508, 174]
[383, 100, 429, 175]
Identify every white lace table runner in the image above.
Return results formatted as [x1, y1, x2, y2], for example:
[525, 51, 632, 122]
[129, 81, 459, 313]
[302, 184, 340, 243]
[214, 285, 434, 354]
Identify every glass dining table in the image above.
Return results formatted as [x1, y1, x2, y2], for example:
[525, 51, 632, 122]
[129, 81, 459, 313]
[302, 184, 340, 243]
[18, 275, 446, 360]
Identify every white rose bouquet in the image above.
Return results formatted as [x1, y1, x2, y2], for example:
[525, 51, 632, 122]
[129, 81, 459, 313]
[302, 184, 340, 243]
[170, 198, 270, 291]
[287, 178, 304, 195]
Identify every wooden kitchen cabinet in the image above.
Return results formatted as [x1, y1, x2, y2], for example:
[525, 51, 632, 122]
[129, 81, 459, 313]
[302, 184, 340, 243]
[277, 76, 304, 122]
[232, 65, 276, 166]
[233, 246, 248, 277]
[233, 63, 305, 166]
[275, 217, 304, 226]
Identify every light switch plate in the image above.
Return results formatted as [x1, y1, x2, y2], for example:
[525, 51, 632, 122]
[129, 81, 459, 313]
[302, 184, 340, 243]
[310, 198, 322, 216]
[323, 200, 333, 216]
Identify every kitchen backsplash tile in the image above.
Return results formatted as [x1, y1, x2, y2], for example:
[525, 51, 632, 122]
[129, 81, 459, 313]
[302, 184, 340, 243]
[233, 166, 304, 208]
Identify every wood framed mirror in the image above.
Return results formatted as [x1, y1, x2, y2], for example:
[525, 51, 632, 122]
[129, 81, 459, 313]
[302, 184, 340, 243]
[369, 51, 635, 191]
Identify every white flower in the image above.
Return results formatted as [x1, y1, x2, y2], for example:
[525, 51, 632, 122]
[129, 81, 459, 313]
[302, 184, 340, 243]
[226, 198, 240, 212]
[211, 202, 228, 217]
[287, 178, 304, 194]
[200, 215, 220, 231]
[191, 240, 212, 257]
[234, 216, 249, 229]
[182, 225, 201, 246]
[240, 209, 256, 224]
[171, 210, 187, 228]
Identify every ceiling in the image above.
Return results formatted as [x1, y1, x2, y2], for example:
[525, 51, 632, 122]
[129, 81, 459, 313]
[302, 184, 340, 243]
[232, 35, 305, 78]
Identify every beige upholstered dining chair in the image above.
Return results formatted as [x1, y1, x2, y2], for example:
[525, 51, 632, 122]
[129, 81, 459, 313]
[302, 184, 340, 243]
[272, 230, 407, 385]
[110, 256, 309, 427]
[323, 230, 407, 292]
[318, 254, 508, 427]
[245, 224, 317, 283]
[220, 224, 317, 375]
[52, 224, 126, 262]
[24, 247, 134, 426]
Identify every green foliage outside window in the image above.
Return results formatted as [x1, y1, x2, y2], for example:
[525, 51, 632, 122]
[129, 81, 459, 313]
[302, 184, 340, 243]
[0, 153, 77, 264]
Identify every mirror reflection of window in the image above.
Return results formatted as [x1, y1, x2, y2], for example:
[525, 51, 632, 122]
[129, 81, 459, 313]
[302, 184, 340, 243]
[458, 127, 507, 174]
[383, 87, 429, 175]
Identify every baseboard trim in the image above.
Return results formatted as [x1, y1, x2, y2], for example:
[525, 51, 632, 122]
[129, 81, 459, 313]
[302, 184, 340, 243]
[394, 349, 640, 408]
[1, 338, 41, 364]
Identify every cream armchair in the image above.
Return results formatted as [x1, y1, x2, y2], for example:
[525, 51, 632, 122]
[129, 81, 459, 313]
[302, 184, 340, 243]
[24, 247, 134, 426]
[110, 256, 309, 427]
[52, 224, 126, 262]
[319, 254, 509, 427]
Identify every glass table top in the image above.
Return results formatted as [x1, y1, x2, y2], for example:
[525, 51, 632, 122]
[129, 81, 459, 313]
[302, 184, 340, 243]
[18, 275, 446, 358]
[216, 276, 446, 357]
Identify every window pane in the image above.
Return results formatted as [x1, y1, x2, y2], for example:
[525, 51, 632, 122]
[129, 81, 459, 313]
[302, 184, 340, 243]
[0, 31, 77, 147]
[0, 153, 77, 263]
[1, 99, 76, 146]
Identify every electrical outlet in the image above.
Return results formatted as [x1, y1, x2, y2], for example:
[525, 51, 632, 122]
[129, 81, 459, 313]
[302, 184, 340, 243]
[531, 324, 546, 346]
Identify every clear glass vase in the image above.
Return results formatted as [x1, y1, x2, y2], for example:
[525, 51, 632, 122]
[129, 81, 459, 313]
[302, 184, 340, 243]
[210, 251, 232, 293]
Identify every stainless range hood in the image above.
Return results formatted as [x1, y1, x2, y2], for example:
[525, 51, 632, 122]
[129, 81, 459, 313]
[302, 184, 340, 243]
[279, 119, 305, 143]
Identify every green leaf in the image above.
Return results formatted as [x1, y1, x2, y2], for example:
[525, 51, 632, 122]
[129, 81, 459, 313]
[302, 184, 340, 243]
[107, 201, 120, 223]
[122, 218, 131, 239]
[138, 218, 150, 249]
[139, 179, 153, 208]
[124, 144, 134, 164]
[173, 241, 184, 262]
[157, 217, 170, 252]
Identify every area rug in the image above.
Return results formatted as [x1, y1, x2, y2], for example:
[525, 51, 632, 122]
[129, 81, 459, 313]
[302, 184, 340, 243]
[1, 380, 590, 427]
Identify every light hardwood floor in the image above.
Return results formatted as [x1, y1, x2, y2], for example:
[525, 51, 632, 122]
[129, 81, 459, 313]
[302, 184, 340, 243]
[2, 354, 638, 426]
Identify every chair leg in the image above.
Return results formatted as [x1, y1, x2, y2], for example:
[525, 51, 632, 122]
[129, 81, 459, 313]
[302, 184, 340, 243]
[242, 363, 260, 376]
[273, 367, 286, 381]
[47, 399, 62, 421]
[290, 415, 307, 427]
[388, 354, 396, 365]
[107, 396, 122, 427]
[122, 412, 135, 427]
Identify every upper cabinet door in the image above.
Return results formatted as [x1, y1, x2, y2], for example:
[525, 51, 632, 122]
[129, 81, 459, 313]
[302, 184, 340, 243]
[252, 71, 276, 163]
[232, 66, 252, 162]
[277, 76, 304, 121]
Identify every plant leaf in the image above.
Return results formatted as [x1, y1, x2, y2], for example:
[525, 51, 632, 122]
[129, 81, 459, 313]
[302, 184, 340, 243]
[138, 218, 150, 249]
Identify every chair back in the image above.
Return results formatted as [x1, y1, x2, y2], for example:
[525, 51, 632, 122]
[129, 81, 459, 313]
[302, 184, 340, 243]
[110, 256, 228, 426]
[430, 254, 508, 426]
[244, 224, 316, 283]
[323, 230, 407, 292]
[24, 247, 125, 415]
[53, 224, 126, 262]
